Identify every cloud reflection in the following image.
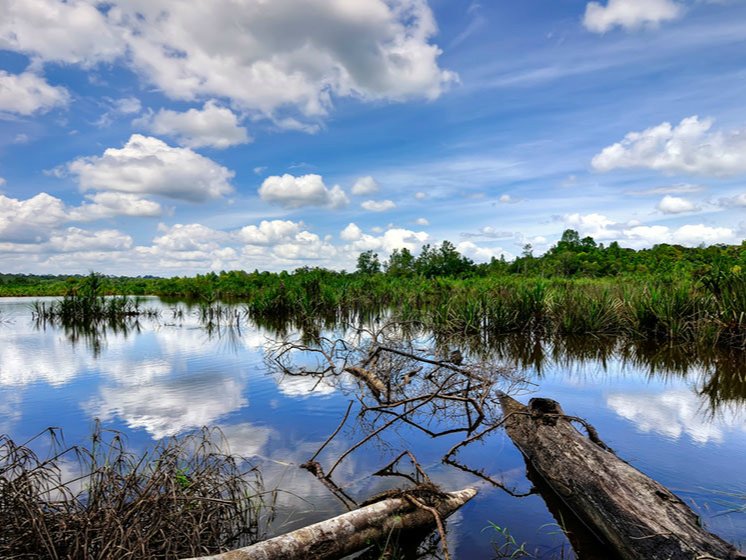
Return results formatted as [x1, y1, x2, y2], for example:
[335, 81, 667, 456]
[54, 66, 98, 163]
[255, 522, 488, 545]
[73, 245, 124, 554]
[86, 374, 248, 439]
[606, 389, 745, 444]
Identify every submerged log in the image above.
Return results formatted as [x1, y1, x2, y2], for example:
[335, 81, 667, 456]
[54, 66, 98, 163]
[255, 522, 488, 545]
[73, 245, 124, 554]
[183, 487, 477, 560]
[500, 394, 744, 560]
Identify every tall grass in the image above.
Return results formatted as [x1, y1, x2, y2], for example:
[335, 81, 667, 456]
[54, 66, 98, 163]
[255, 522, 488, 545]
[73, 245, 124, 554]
[17, 268, 746, 350]
[0, 425, 270, 560]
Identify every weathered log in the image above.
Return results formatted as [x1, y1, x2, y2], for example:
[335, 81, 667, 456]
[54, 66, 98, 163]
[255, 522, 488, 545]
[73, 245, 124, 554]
[500, 394, 745, 560]
[183, 487, 477, 560]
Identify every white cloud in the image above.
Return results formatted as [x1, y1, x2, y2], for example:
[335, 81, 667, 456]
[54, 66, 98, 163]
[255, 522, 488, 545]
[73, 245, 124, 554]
[671, 224, 736, 246]
[456, 241, 514, 262]
[152, 223, 229, 253]
[351, 176, 380, 196]
[656, 195, 697, 214]
[348, 227, 430, 254]
[0, 193, 68, 242]
[563, 212, 618, 240]
[340, 223, 363, 242]
[48, 227, 133, 252]
[361, 199, 397, 212]
[0, 0, 456, 120]
[0, 191, 162, 247]
[498, 194, 520, 204]
[625, 183, 706, 196]
[259, 174, 349, 209]
[562, 212, 736, 248]
[96, 96, 143, 126]
[69, 192, 163, 220]
[0, 71, 69, 115]
[414, 217, 430, 226]
[135, 101, 251, 149]
[583, 0, 683, 33]
[415, 192, 427, 200]
[113, 97, 142, 114]
[272, 231, 336, 261]
[624, 224, 736, 246]
[235, 220, 302, 245]
[592, 116, 746, 177]
[68, 135, 235, 202]
[0, 0, 125, 65]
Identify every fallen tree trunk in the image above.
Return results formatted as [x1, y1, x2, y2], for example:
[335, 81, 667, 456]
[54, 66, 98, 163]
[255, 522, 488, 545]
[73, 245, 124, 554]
[183, 487, 477, 560]
[500, 394, 745, 560]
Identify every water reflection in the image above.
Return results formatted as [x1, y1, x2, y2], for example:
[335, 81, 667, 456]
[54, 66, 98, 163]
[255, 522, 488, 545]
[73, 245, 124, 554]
[85, 373, 248, 439]
[3, 298, 746, 558]
[606, 389, 746, 444]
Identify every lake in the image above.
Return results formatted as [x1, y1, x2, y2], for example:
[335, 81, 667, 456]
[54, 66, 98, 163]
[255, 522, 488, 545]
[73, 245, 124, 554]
[1, 296, 745, 559]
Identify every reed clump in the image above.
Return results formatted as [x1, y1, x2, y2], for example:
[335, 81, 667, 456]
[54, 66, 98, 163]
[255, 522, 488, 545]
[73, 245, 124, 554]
[0, 425, 269, 560]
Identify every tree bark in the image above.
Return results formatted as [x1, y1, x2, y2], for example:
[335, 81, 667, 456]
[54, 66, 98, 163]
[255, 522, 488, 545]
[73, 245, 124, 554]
[183, 487, 477, 560]
[500, 394, 744, 560]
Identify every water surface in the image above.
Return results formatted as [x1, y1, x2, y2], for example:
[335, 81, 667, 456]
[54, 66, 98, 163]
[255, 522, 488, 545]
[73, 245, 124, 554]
[1, 296, 745, 558]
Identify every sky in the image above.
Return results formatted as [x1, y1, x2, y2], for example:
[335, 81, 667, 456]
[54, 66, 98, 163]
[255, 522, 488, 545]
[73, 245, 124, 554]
[1, 0, 746, 275]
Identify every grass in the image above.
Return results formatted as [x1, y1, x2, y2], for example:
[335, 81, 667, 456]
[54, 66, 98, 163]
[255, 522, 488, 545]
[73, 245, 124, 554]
[0, 424, 270, 560]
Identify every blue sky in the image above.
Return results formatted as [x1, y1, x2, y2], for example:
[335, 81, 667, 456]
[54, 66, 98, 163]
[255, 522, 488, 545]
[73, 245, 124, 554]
[1, 0, 746, 275]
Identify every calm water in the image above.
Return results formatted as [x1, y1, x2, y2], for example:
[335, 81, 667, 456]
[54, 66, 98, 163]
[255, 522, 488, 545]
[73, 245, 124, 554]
[1, 296, 745, 559]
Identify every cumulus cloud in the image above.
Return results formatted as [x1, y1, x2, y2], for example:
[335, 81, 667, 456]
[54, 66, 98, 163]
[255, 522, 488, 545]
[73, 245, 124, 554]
[48, 227, 133, 252]
[415, 192, 427, 200]
[152, 223, 229, 253]
[344, 226, 430, 255]
[340, 223, 363, 242]
[583, 0, 683, 33]
[0, 0, 456, 120]
[656, 195, 697, 214]
[235, 220, 302, 245]
[414, 217, 430, 226]
[134, 101, 251, 149]
[272, 231, 336, 261]
[68, 135, 235, 202]
[361, 199, 397, 212]
[351, 176, 380, 196]
[0, 193, 68, 242]
[259, 174, 348, 209]
[456, 241, 514, 262]
[69, 192, 163, 220]
[592, 116, 746, 177]
[0, 71, 69, 115]
[562, 212, 736, 247]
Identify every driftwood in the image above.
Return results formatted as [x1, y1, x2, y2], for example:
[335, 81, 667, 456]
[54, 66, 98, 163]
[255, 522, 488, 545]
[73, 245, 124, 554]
[500, 394, 745, 560]
[183, 487, 477, 560]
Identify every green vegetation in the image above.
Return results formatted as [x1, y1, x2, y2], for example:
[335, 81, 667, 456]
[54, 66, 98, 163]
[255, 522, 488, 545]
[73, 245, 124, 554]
[5, 231, 746, 348]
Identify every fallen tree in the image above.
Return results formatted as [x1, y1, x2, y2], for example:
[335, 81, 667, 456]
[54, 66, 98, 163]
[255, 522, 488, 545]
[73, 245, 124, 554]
[182, 487, 477, 560]
[500, 394, 745, 560]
